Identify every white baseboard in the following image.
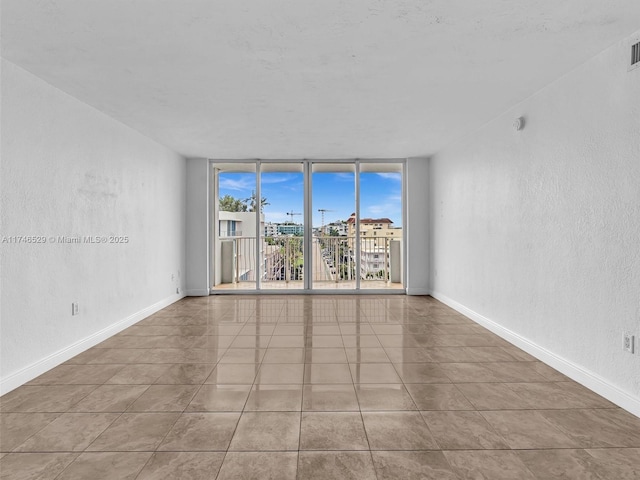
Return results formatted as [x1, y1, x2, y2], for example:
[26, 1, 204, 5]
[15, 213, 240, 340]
[431, 290, 640, 418]
[0, 292, 185, 395]
[186, 289, 210, 296]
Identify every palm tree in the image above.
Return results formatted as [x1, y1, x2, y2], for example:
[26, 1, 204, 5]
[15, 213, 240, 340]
[244, 191, 269, 212]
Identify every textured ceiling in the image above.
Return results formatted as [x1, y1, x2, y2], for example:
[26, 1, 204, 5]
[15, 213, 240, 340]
[2, 0, 639, 159]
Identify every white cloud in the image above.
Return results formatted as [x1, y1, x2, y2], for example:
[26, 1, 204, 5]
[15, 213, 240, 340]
[376, 173, 401, 181]
[219, 175, 254, 192]
[261, 174, 297, 184]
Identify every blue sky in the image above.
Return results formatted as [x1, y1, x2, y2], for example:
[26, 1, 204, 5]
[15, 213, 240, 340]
[218, 171, 402, 228]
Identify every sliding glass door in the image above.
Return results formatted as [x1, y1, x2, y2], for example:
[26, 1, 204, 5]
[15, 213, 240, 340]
[211, 160, 404, 293]
[311, 163, 356, 289]
[260, 162, 305, 290]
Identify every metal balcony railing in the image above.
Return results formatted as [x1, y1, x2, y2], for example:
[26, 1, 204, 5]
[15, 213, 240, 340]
[220, 235, 401, 285]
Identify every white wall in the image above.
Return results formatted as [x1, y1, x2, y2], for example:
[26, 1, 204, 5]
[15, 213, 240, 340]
[429, 32, 640, 415]
[0, 60, 187, 393]
[406, 158, 429, 294]
[185, 158, 210, 295]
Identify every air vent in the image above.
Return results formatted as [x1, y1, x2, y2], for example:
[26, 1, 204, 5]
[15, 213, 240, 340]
[631, 41, 640, 70]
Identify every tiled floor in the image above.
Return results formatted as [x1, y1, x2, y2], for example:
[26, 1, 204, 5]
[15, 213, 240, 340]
[1, 295, 639, 479]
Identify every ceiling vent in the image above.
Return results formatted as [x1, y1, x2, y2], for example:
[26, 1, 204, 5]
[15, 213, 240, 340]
[631, 40, 640, 71]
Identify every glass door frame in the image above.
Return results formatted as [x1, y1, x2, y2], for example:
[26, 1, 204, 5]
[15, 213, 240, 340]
[209, 158, 407, 294]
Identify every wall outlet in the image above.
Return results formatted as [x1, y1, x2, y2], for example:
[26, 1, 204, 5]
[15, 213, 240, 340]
[622, 332, 635, 353]
[72, 302, 79, 316]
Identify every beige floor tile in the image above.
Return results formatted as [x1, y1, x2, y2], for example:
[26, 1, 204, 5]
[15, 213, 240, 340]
[69, 385, 149, 412]
[157, 412, 240, 451]
[217, 452, 298, 480]
[341, 335, 381, 348]
[405, 384, 474, 410]
[444, 450, 536, 480]
[205, 364, 260, 384]
[345, 347, 390, 363]
[268, 335, 305, 348]
[540, 408, 640, 448]
[303, 363, 353, 384]
[384, 347, 435, 363]
[307, 325, 343, 335]
[86, 349, 146, 365]
[302, 384, 360, 411]
[255, 364, 304, 384]
[86, 413, 179, 451]
[137, 452, 225, 479]
[300, 412, 369, 450]
[127, 385, 198, 412]
[229, 412, 300, 451]
[14, 413, 118, 452]
[460, 346, 523, 362]
[0, 385, 97, 413]
[480, 410, 580, 449]
[438, 363, 508, 383]
[355, 384, 417, 411]
[104, 364, 170, 384]
[298, 451, 377, 480]
[186, 384, 251, 412]
[218, 348, 266, 364]
[350, 363, 401, 383]
[0, 453, 78, 480]
[229, 335, 271, 348]
[362, 412, 438, 450]
[262, 348, 305, 363]
[585, 448, 640, 479]
[372, 451, 460, 480]
[304, 348, 348, 363]
[394, 363, 452, 383]
[26, 364, 125, 385]
[422, 411, 509, 450]
[556, 381, 617, 408]
[56, 452, 152, 480]
[238, 324, 276, 335]
[244, 384, 303, 411]
[272, 325, 306, 336]
[153, 364, 214, 384]
[369, 324, 405, 335]
[305, 335, 344, 348]
[517, 449, 602, 480]
[378, 335, 424, 348]
[0, 413, 60, 452]
[455, 382, 531, 410]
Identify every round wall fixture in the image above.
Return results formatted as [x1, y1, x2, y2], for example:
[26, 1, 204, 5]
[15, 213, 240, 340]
[513, 117, 525, 131]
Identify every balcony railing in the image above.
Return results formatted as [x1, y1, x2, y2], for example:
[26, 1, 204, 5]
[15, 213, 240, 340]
[219, 230, 243, 237]
[218, 235, 402, 286]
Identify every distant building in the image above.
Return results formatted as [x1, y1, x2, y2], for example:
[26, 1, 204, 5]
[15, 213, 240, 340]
[345, 213, 402, 277]
[346, 213, 402, 243]
[217, 211, 264, 282]
[264, 222, 279, 237]
[321, 221, 348, 236]
[277, 223, 304, 236]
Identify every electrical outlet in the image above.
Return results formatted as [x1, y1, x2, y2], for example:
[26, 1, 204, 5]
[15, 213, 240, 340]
[72, 302, 79, 316]
[623, 332, 635, 353]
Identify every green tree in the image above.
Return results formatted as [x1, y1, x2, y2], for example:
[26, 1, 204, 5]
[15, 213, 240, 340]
[219, 195, 247, 212]
[243, 191, 270, 212]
